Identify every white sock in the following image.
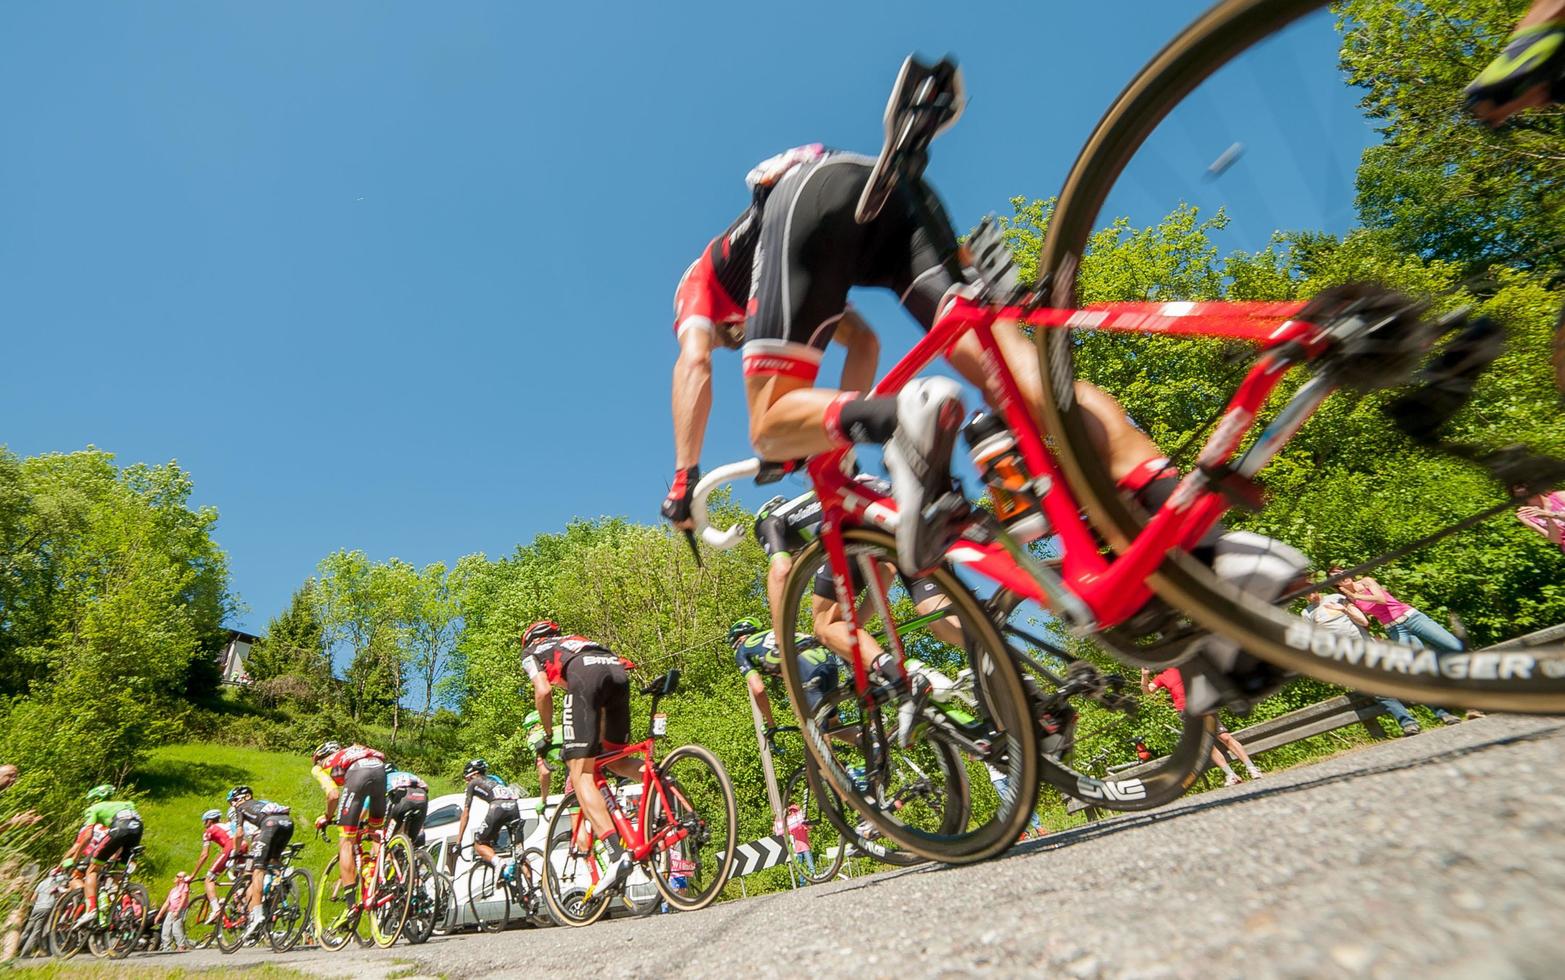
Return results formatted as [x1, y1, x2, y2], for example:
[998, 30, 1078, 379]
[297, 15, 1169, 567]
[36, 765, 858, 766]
[1246, 763, 1262, 776]
[1219, 764, 1237, 778]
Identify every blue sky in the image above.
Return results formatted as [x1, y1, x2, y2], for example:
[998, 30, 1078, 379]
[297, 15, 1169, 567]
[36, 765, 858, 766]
[0, 1, 1373, 632]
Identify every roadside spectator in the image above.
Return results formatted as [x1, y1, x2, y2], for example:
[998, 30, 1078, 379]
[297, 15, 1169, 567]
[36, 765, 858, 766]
[782, 803, 816, 876]
[0, 765, 17, 794]
[1140, 668, 1263, 786]
[1331, 567, 1470, 725]
[154, 873, 192, 953]
[16, 864, 71, 959]
[1515, 484, 1565, 552]
[984, 763, 1045, 839]
[1302, 591, 1425, 736]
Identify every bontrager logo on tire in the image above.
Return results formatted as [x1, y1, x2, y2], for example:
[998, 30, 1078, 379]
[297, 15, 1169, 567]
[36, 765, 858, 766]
[1284, 622, 1536, 679]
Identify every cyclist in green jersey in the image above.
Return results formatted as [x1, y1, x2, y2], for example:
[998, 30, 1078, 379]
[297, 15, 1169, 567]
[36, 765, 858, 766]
[523, 710, 565, 816]
[61, 785, 142, 927]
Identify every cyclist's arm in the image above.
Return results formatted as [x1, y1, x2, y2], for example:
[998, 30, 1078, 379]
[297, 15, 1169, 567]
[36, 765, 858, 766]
[313, 766, 342, 821]
[672, 323, 717, 473]
[745, 670, 776, 728]
[832, 309, 880, 392]
[1139, 669, 1158, 696]
[190, 841, 211, 878]
[531, 673, 554, 732]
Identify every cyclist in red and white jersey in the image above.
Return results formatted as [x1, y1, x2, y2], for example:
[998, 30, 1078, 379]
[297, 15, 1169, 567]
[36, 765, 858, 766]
[189, 808, 233, 924]
[661, 145, 882, 529]
[310, 741, 388, 904]
[520, 621, 643, 898]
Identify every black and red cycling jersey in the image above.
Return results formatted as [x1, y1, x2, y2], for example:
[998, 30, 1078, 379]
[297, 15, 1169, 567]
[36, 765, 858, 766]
[521, 636, 633, 687]
[673, 207, 760, 345]
[317, 745, 386, 785]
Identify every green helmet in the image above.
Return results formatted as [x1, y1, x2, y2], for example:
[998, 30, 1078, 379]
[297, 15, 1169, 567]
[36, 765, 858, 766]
[86, 784, 115, 803]
[728, 616, 766, 646]
[523, 710, 542, 731]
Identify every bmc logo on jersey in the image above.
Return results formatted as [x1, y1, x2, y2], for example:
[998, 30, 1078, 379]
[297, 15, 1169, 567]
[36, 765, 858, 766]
[1075, 776, 1148, 802]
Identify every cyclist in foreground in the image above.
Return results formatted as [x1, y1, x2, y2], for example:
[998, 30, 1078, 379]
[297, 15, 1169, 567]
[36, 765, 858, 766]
[449, 759, 520, 879]
[189, 807, 235, 924]
[1465, 0, 1565, 126]
[521, 619, 642, 899]
[62, 784, 142, 928]
[311, 741, 389, 909]
[226, 785, 294, 942]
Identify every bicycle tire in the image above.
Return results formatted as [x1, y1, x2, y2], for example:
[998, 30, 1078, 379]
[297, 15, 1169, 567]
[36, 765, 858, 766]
[370, 833, 415, 948]
[782, 763, 846, 884]
[215, 877, 250, 954]
[313, 857, 360, 952]
[1034, 0, 1565, 713]
[465, 859, 509, 934]
[268, 867, 312, 953]
[46, 887, 86, 959]
[104, 882, 149, 959]
[778, 527, 1037, 863]
[402, 850, 439, 945]
[991, 589, 1216, 812]
[430, 868, 456, 936]
[517, 846, 551, 925]
[790, 695, 933, 871]
[181, 893, 218, 950]
[644, 743, 737, 912]
[540, 795, 612, 927]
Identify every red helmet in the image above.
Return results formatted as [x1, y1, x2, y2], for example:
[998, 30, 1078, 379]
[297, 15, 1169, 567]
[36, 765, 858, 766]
[523, 620, 562, 647]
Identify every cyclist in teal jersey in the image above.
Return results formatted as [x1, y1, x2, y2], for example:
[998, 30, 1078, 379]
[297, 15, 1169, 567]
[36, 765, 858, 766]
[61, 785, 142, 926]
[728, 616, 841, 729]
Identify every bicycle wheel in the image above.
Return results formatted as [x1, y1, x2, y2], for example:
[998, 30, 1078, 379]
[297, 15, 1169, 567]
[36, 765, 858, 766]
[267, 867, 312, 953]
[517, 847, 551, 925]
[370, 834, 415, 948]
[103, 883, 149, 959]
[779, 527, 1037, 863]
[464, 858, 510, 934]
[47, 888, 87, 959]
[313, 857, 362, 952]
[782, 762, 846, 884]
[1033, 0, 1565, 714]
[993, 589, 1215, 814]
[182, 892, 218, 950]
[215, 880, 249, 954]
[540, 795, 612, 927]
[402, 850, 440, 945]
[644, 743, 736, 912]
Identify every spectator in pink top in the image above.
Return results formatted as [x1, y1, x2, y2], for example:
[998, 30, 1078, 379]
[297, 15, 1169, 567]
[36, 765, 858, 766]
[1515, 485, 1565, 552]
[1330, 566, 1469, 725]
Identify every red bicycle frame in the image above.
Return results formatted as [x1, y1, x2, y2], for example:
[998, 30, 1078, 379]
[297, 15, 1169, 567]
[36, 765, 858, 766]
[566, 739, 691, 871]
[806, 291, 1327, 697]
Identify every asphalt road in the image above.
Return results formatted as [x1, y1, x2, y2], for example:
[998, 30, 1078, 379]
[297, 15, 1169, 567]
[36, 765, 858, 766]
[149, 714, 1565, 979]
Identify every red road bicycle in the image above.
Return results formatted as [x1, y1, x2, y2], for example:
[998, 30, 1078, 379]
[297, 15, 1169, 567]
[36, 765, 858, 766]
[541, 669, 737, 926]
[689, 8, 1565, 864]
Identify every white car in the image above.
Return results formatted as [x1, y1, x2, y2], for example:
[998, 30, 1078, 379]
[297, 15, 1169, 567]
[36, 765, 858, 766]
[422, 784, 661, 929]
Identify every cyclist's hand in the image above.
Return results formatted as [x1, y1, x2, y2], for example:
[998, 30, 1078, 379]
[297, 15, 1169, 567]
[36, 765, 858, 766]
[314, 814, 329, 832]
[534, 798, 547, 817]
[660, 465, 700, 530]
[763, 725, 781, 754]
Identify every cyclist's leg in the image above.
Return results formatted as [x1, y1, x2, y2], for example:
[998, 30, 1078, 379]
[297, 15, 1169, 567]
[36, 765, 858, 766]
[561, 684, 615, 848]
[336, 774, 372, 891]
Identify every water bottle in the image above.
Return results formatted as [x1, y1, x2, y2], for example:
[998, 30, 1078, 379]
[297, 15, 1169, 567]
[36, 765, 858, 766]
[963, 413, 1049, 542]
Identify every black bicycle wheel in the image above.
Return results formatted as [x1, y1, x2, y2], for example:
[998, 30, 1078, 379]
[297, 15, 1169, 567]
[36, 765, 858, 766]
[993, 589, 1216, 814]
[103, 882, 149, 959]
[267, 867, 312, 953]
[215, 878, 249, 954]
[516, 847, 551, 925]
[1034, 0, 1565, 714]
[644, 743, 736, 912]
[464, 858, 510, 934]
[181, 892, 218, 950]
[778, 527, 1037, 863]
[540, 794, 612, 927]
[402, 850, 439, 945]
[46, 887, 87, 959]
[788, 737, 927, 871]
[782, 762, 846, 884]
[430, 868, 456, 936]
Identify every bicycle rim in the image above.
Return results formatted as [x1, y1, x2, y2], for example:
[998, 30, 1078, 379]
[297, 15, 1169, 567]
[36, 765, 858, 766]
[268, 868, 312, 953]
[215, 883, 247, 954]
[465, 858, 509, 933]
[312, 857, 359, 951]
[47, 890, 85, 959]
[541, 795, 612, 927]
[182, 894, 217, 949]
[402, 851, 438, 945]
[371, 835, 415, 948]
[779, 527, 1038, 863]
[646, 744, 737, 912]
[105, 883, 148, 959]
[1035, 0, 1565, 712]
[995, 590, 1215, 813]
[783, 762, 847, 884]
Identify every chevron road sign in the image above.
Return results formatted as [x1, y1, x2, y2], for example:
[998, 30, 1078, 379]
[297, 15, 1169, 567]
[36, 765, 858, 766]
[732, 833, 790, 877]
